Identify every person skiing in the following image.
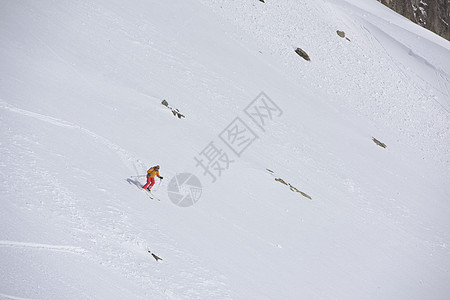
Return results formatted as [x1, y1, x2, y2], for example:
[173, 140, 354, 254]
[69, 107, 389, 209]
[142, 165, 163, 191]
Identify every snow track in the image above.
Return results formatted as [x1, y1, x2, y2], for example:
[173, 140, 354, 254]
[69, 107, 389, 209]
[0, 241, 86, 254]
[0, 293, 38, 300]
[0, 99, 145, 172]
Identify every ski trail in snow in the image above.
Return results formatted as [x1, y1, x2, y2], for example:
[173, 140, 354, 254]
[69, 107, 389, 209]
[0, 99, 144, 171]
[0, 293, 38, 300]
[360, 23, 450, 114]
[0, 240, 86, 254]
[26, 28, 93, 87]
[437, 69, 450, 100]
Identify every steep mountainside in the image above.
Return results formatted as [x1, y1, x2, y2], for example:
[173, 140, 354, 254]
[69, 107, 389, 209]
[1, 0, 449, 299]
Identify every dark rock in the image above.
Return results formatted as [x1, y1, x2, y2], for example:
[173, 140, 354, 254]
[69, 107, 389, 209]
[337, 30, 351, 41]
[172, 109, 185, 119]
[275, 178, 288, 186]
[295, 48, 310, 61]
[271, 170, 312, 200]
[288, 183, 312, 200]
[161, 99, 185, 119]
[148, 251, 162, 261]
[372, 137, 387, 148]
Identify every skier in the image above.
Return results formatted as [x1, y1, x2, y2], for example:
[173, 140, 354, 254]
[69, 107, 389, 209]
[142, 165, 163, 191]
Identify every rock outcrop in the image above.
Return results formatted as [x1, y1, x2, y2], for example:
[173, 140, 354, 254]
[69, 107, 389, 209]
[377, 0, 448, 40]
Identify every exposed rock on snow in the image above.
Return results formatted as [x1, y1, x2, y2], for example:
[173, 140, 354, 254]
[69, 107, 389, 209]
[294, 47, 310, 61]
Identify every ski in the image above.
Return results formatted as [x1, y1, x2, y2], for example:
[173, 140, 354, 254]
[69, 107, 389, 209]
[136, 183, 157, 200]
[134, 183, 159, 201]
[144, 190, 154, 200]
[148, 191, 161, 201]
[142, 188, 160, 201]
[129, 171, 163, 201]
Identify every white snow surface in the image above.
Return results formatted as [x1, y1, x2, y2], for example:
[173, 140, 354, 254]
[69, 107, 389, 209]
[1, 0, 449, 299]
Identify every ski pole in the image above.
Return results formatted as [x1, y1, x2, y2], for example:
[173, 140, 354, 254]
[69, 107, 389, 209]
[154, 178, 163, 192]
[131, 175, 146, 178]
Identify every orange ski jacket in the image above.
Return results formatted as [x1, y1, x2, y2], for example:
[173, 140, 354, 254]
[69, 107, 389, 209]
[147, 167, 162, 178]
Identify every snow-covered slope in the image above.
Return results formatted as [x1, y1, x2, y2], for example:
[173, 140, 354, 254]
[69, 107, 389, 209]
[1, 0, 449, 299]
